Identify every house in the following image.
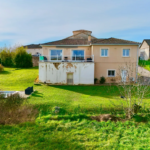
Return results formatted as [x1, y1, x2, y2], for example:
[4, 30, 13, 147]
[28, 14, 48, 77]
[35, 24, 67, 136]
[38, 29, 139, 85]
[139, 39, 150, 60]
[24, 44, 42, 56]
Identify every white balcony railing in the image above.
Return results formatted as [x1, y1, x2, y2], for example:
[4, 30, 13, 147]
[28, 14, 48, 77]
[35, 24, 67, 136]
[39, 55, 94, 62]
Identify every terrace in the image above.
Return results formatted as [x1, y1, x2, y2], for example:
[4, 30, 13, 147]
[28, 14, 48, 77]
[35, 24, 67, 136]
[39, 55, 94, 62]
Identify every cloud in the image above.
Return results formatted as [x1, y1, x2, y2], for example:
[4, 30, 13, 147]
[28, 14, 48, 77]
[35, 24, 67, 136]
[0, 0, 150, 47]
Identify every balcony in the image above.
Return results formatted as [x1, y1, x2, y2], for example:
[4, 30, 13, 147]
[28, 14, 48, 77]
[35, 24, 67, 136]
[39, 55, 94, 62]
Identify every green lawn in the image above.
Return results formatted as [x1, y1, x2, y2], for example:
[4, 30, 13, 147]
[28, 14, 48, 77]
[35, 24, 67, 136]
[0, 67, 38, 90]
[1, 67, 150, 149]
[144, 65, 150, 71]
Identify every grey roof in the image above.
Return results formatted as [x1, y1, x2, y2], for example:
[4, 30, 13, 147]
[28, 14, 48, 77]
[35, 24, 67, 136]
[144, 39, 150, 45]
[24, 44, 41, 49]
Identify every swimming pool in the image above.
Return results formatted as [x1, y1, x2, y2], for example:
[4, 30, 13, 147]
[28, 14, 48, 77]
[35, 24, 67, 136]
[0, 91, 16, 98]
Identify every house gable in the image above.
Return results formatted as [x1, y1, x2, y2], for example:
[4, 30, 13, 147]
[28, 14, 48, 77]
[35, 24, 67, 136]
[140, 40, 150, 49]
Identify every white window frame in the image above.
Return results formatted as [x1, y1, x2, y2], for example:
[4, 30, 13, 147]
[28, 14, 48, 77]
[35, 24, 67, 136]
[100, 48, 109, 57]
[122, 49, 130, 57]
[107, 69, 116, 77]
[71, 49, 85, 61]
[49, 49, 63, 61]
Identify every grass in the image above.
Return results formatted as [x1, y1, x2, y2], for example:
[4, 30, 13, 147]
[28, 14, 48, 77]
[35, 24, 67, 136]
[144, 65, 150, 71]
[139, 60, 150, 71]
[1, 67, 150, 149]
[0, 67, 38, 90]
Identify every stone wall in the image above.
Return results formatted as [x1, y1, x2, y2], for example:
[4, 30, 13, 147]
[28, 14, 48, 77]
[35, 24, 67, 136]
[32, 56, 39, 67]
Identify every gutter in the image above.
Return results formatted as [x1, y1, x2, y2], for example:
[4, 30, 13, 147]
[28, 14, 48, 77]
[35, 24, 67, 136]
[41, 44, 140, 46]
[91, 44, 140, 46]
[40, 45, 91, 47]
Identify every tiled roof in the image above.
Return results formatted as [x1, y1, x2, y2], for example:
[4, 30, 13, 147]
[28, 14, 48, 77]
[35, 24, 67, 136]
[41, 38, 139, 46]
[42, 39, 91, 45]
[92, 37, 140, 45]
[24, 44, 41, 49]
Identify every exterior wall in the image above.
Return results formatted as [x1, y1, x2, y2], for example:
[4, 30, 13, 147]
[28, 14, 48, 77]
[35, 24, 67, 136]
[27, 48, 43, 55]
[93, 45, 138, 82]
[32, 56, 39, 67]
[40, 44, 138, 83]
[140, 41, 149, 60]
[39, 62, 94, 85]
[42, 46, 92, 61]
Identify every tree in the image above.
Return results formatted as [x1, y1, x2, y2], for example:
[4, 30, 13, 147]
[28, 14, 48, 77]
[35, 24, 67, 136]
[14, 46, 33, 68]
[109, 62, 150, 119]
[0, 47, 15, 67]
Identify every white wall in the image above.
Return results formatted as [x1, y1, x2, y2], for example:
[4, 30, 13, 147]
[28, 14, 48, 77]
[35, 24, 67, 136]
[140, 48, 149, 60]
[140, 41, 149, 60]
[39, 62, 94, 84]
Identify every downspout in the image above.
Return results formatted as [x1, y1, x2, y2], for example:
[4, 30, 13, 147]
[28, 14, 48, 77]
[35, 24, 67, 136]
[45, 63, 47, 83]
[136, 46, 139, 82]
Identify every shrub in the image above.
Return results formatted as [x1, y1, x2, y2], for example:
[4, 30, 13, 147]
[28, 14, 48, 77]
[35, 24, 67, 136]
[100, 76, 106, 84]
[139, 60, 150, 67]
[14, 46, 33, 68]
[0, 64, 4, 72]
[0, 93, 38, 125]
[94, 78, 98, 84]
[0, 48, 15, 67]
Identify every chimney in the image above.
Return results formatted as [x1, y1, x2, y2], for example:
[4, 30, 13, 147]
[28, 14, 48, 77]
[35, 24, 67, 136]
[88, 35, 91, 42]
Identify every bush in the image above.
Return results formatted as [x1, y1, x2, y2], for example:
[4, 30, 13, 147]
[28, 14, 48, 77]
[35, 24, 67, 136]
[139, 60, 150, 67]
[14, 46, 33, 68]
[94, 78, 98, 84]
[0, 48, 15, 67]
[0, 93, 38, 125]
[100, 76, 106, 84]
[0, 64, 4, 72]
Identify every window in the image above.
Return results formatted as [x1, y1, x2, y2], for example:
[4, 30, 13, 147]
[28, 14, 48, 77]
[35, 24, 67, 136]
[108, 70, 115, 77]
[123, 49, 130, 57]
[50, 50, 62, 60]
[72, 50, 84, 60]
[101, 49, 108, 57]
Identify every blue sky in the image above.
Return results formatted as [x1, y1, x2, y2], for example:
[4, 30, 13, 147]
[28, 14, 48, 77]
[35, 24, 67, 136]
[0, 0, 150, 47]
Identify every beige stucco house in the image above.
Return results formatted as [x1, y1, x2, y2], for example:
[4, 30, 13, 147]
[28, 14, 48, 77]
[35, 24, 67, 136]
[139, 39, 150, 60]
[24, 44, 42, 56]
[38, 30, 139, 84]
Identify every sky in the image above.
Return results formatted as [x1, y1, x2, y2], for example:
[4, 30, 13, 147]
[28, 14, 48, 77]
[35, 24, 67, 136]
[0, 0, 150, 47]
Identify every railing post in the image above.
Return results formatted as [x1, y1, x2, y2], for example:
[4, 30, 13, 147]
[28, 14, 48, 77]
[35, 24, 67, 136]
[57, 54, 58, 61]
[75, 55, 76, 61]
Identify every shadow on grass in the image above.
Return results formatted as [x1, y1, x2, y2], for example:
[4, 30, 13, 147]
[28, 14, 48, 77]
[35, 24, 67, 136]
[32, 91, 43, 98]
[50, 85, 120, 98]
[34, 84, 42, 86]
[0, 70, 11, 74]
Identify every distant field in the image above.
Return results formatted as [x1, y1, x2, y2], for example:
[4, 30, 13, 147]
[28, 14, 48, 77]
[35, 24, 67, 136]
[1, 67, 150, 149]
